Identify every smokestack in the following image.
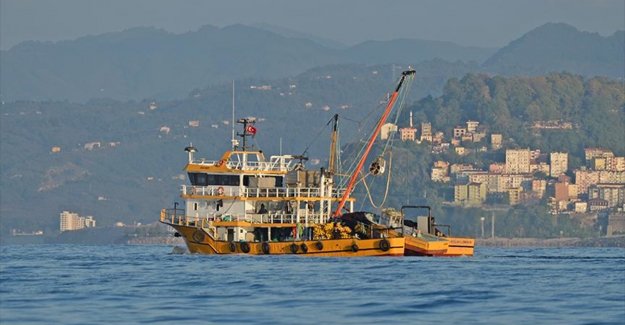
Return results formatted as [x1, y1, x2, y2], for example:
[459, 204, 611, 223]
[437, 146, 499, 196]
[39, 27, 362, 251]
[410, 111, 413, 128]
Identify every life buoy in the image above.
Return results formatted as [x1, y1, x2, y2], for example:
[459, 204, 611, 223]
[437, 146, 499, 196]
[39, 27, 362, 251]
[261, 242, 270, 254]
[216, 159, 225, 167]
[217, 187, 225, 195]
[228, 242, 236, 252]
[315, 241, 324, 250]
[300, 243, 308, 253]
[351, 243, 359, 252]
[290, 243, 299, 254]
[379, 239, 390, 252]
[240, 241, 251, 253]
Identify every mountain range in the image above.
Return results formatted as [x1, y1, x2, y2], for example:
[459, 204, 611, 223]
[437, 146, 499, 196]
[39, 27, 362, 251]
[0, 24, 492, 102]
[2, 22, 621, 103]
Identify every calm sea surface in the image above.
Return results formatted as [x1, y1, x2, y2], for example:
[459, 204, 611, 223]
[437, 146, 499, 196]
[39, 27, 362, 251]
[1, 245, 623, 324]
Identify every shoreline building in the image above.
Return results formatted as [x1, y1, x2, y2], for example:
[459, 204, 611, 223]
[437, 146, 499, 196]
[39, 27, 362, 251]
[505, 149, 531, 174]
[60, 211, 96, 232]
[491, 133, 502, 150]
[550, 152, 569, 177]
[380, 123, 398, 140]
[454, 182, 487, 206]
[420, 122, 432, 142]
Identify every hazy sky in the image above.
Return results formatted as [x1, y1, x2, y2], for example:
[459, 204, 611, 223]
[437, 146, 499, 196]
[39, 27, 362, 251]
[1, 0, 623, 50]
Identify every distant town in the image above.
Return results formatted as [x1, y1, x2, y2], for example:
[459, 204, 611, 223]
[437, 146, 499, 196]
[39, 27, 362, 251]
[383, 113, 625, 236]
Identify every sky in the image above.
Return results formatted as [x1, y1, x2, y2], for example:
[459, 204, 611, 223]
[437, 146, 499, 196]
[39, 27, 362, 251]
[1, 0, 624, 50]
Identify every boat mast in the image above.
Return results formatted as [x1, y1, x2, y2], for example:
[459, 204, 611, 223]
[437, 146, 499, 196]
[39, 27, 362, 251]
[332, 69, 415, 217]
[328, 114, 339, 175]
[236, 118, 256, 151]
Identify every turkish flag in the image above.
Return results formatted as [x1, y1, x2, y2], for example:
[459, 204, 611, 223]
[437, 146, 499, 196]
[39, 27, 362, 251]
[246, 125, 257, 135]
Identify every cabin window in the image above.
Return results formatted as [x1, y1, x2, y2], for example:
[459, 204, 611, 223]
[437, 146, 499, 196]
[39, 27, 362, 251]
[196, 173, 207, 185]
[193, 203, 198, 211]
[188, 173, 240, 186]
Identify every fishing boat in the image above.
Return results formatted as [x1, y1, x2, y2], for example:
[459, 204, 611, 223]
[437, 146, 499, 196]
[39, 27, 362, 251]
[158, 69, 416, 256]
[160, 69, 473, 257]
[159, 135, 404, 256]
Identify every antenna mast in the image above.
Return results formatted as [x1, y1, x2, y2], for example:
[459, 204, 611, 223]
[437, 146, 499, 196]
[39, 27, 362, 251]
[237, 118, 257, 151]
[231, 80, 236, 150]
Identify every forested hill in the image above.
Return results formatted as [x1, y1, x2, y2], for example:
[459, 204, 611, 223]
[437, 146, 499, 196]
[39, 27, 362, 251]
[359, 73, 624, 238]
[406, 73, 625, 159]
[484, 23, 624, 78]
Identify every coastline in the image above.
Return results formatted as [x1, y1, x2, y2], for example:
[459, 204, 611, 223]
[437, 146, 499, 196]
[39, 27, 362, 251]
[476, 236, 625, 248]
[127, 236, 185, 245]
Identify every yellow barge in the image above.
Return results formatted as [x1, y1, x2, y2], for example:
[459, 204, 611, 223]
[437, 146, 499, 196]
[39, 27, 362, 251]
[399, 205, 474, 256]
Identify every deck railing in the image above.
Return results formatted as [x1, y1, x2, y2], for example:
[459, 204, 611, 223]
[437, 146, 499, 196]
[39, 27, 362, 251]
[183, 185, 241, 196]
[182, 185, 346, 199]
[160, 208, 325, 227]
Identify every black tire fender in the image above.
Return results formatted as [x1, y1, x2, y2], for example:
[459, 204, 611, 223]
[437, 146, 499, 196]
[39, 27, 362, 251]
[379, 239, 390, 252]
[261, 242, 270, 254]
[240, 241, 251, 253]
[192, 229, 204, 243]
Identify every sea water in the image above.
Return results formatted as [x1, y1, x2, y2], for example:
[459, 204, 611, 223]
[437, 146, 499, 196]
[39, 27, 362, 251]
[1, 245, 623, 324]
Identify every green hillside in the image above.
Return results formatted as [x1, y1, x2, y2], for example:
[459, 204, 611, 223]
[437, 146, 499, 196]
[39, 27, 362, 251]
[406, 73, 625, 157]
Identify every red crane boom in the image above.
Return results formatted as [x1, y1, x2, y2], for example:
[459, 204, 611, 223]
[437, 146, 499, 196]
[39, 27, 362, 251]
[332, 69, 415, 217]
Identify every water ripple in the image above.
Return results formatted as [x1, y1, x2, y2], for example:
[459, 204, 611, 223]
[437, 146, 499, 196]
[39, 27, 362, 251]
[1, 245, 623, 324]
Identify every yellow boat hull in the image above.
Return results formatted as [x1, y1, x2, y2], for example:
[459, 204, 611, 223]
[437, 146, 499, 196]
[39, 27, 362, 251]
[168, 223, 405, 257]
[404, 235, 474, 256]
[443, 237, 475, 256]
[404, 235, 449, 256]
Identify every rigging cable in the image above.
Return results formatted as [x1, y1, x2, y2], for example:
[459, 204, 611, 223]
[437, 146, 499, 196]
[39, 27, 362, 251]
[360, 75, 414, 209]
[337, 94, 392, 189]
[299, 116, 333, 159]
[335, 71, 415, 211]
